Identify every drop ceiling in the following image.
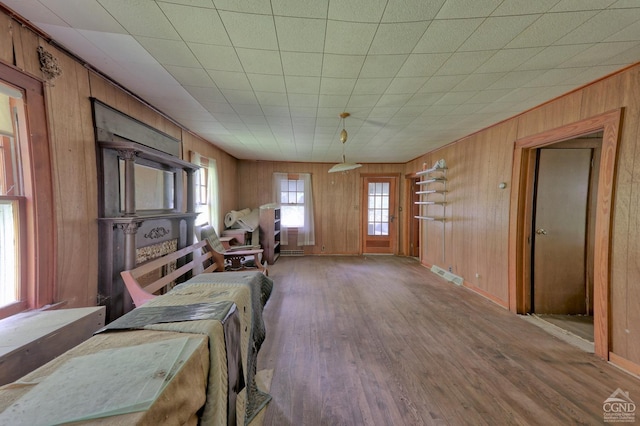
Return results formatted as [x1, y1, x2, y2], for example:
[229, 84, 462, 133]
[3, 0, 640, 163]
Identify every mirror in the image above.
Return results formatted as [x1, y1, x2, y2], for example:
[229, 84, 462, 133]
[119, 160, 175, 211]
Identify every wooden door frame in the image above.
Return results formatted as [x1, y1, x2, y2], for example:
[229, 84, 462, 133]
[508, 109, 622, 359]
[360, 173, 400, 255]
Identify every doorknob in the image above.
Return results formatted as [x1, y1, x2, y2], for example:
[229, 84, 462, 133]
[536, 228, 547, 235]
[389, 215, 395, 222]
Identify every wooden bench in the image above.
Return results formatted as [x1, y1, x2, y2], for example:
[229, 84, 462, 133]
[120, 239, 224, 307]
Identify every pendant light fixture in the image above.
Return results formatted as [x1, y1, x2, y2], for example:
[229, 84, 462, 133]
[328, 112, 362, 173]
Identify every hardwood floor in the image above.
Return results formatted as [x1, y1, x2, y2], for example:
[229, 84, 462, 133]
[258, 256, 640, 426]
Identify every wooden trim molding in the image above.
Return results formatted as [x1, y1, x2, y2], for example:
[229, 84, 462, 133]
[508, 109, 623, 360]
[0, 61, 55, 310]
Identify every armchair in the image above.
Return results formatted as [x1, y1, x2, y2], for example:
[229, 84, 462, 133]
[198, 224, 268, 275]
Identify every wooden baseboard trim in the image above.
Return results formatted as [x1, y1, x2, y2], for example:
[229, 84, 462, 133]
[609, 352, 640, 379]
[462, 281, 509, 309]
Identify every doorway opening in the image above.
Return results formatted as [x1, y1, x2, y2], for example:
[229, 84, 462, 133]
[529, 134, 602, 344]
[361, 174, 398, 254]
[509, 109, 622, 359]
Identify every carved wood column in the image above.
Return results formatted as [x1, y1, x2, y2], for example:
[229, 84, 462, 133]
[118, 149, 137, 216]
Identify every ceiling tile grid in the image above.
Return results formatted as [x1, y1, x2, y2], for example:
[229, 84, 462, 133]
[2, 0, 640, 163]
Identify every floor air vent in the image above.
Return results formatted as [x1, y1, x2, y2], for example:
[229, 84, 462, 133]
[280, 249, 304, 256]
[430, 265, 464, 286]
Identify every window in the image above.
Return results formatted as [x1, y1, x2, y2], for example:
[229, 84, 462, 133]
[0, 64, 55, 320]
[279, 178, 305, 228]
[0, 81, 27, 316]
[190, 151, 219, 229]
[368, 182, 390, 235]
[273, 173, 315, 246]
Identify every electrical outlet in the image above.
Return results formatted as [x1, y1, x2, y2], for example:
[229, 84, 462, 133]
[448, 266, 452, 272]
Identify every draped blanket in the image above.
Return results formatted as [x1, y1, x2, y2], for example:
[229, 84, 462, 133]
[176, 272, 273, 425]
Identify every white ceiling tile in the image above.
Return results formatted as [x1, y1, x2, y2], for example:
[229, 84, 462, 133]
[376, 93, 412, 107]
[516, 44, 593, 70]
[212, 0, 272, 14]
[369, 22, 431, 54]
[247, 74, 286, 92]
[2, 0, 68, 26]
[232, 104, 264, 115]
[419, 75, 466, 92]
[459, 15, 539, 51]
[606, 19, 640, 42]
[550, 0, 617, 12]
[559, 42, 638, 68]
[359, 55, 409, 78]
[271, 0, 328, 18]
[522, 68, 578, 87]
[159, 3, 230, 45]
[184, 85, 226, 102]
[255, 91, 289, 106]
[189, 44, 242, 71]
[352, 78, 393, 95]
[328, 0, 386, 22]
[436, 51, 497, 75]
[275, 17, 326, 53]
[97, 0, 180, 39]
[236, 49, 283, 75]
[487, 70, 546, 89]
[69, 30, 152, 64]
[219, 89, 259, 104]
[397, 53, 451, 77]
[39, 0, 126, 32]
[324, 21, 378, 55]
[318, 95, 350, 108]
[475, 48, 544, 73]
[200, 102, 235, 114]
[491, 0, 559, 15]
[291, 107, 319, 118]
[385, 77, 428, 94]
[348, 94, 383, 108]
[14, 0, 638, 163]
[281, 52, 323, 76]
[289, 94, 320, 107]
[219, 11, 278, 49]
[435, 0, 503, 19]
[602, 43, 640, 65]
[466, 89, 512, 103]
[453, 73, 505, 91]
[413, 19, 484, 53]
[382, 0, 445, 22]
[322, 54, 367, 78]
[435, 91, 476, 105]
[164, 65, 215, 86]
[405, 92, 444, 106]
[557, 8, 640, 45]
[506, 11, 598, 49]
[158, 0, 215, 7]
[285, 76, 321, 94]
[570, 64, 626, 85]
[136, 37, 200, 67]
[207, 70, 252, 90]
[609, 0, 640, 7]
[262, 106, 290, 116]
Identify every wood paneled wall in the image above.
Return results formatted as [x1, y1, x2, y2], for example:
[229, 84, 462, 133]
[406, 64, 640, 370]
[0, 12, 237, 310]
[236, 161, 406, 255]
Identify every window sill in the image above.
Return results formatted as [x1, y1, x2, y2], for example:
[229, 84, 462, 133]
[0, 306, 105, 385]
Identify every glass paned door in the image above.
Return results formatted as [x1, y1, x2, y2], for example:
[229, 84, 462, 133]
[362, 176, 397, 254]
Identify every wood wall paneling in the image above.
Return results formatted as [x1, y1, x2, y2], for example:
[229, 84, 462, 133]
[45, 50, 98, 307]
